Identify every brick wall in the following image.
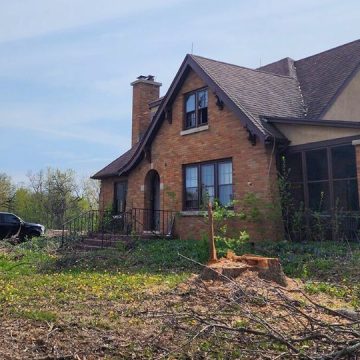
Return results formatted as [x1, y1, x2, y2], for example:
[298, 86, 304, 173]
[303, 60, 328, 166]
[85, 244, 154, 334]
[124, 69, 282, 241]
[131, 79, 161, 146]
[99, 176, 127, 212]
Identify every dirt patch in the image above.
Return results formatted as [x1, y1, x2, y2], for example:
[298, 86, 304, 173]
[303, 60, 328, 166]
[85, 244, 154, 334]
[1, 271, 359, 359]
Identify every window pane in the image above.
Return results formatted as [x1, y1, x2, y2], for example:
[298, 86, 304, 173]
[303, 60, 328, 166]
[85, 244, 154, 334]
[185, 188, 199, 209]
[331, 145, 356, 179]
[116, 182, 127, 213]
[308, 181, 330, 211]
[306, 149, 328, 181]
[197, 90, 208, 109]
[218, 162, 233, 206]
[202, 186, 215, 205]
[185, 94, 195, 112]
[219, 185, 233, 206]
[198, 107, 208, 125]
[186, 112, 196, 128]
[201, 164, 214, 204]
[333, 179, 359, 211]
[201, 164, 214, 186]
[218, 162, 232, 185]
[185, 166, 198, 209]
[284, 153, 302, 182]
[186, 166, 198, 187]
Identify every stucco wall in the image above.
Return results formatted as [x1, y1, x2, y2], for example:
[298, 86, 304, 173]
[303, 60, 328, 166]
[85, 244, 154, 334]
[323, 69, 360, 121]
[273, 68, 360, 146]
[276, 124, 360, 146]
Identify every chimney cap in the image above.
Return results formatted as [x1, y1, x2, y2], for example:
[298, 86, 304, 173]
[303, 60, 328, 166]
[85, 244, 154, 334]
[131, 75, 162, 87]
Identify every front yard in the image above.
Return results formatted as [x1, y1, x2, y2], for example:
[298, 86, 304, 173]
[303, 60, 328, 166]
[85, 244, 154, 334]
[0, 238, 359, 359]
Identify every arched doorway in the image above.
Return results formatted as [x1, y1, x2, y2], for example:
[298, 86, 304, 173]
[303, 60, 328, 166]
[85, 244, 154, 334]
[144, 170, 160, 231]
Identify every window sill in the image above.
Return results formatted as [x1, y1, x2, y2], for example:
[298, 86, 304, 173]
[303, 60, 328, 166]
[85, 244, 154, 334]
[180, 210, 206, 217]
[180, 125, 209, 136]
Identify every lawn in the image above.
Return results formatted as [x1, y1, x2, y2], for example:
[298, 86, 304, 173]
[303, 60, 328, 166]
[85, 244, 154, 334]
[0, 237, 359, 359]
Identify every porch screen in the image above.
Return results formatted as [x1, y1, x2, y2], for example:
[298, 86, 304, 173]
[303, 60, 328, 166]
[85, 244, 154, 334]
[285, 144, 359, 212]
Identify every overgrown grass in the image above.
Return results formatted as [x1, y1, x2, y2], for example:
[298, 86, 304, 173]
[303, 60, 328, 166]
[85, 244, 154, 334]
[1, 236, 359, 327]
[0, 238, 209, 323]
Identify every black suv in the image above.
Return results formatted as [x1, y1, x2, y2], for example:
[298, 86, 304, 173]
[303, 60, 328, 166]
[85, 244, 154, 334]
[0, 212, 45, 241]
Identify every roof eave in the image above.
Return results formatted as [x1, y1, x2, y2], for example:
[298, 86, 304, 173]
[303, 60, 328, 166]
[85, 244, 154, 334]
[264, 116, 360, 129]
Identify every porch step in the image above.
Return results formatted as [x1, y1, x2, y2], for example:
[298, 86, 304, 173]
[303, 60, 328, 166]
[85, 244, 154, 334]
[80, 236, 131, 249]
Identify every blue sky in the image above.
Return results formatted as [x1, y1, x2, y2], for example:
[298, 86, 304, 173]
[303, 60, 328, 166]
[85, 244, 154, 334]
[0, 0, 359, 184]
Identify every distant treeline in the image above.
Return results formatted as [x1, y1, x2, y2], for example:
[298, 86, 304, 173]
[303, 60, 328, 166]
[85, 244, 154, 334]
[0, 168, 99, 229]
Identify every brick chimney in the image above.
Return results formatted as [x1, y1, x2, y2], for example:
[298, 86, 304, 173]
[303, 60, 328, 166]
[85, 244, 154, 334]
[131, 75, 162, 145]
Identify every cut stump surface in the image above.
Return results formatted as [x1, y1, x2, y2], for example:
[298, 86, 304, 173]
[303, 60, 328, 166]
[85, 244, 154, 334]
[200, 251, 288, 287]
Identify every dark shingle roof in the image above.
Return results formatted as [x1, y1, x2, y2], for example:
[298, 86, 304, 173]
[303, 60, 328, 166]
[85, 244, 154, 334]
[295, 39, 360, 118]
[191, 55, 306, 134]
[258, 57, 297, 78]
[91, 142, 140, 179]
[93, 40, 360, 179]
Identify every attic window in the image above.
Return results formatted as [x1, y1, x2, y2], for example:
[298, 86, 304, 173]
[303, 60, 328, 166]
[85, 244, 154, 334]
[184, 88, 208, 129]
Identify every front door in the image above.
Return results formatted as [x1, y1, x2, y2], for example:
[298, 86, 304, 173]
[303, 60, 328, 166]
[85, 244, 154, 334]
[144, 170, 160, 231]
[150, 173, 160, 231]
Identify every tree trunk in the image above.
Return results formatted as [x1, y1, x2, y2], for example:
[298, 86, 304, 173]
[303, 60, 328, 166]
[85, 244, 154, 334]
[208, 202, 217, 263]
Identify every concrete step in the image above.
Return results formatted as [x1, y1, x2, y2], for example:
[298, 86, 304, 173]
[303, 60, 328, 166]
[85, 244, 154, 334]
[71, 231, 171, 251]
[86, 232, 130, 240]
[81, 238, 123, 247]
[79, 244, 116, 250]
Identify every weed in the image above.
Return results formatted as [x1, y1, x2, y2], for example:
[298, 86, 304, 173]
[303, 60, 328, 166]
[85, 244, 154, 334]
[13, 309, 57, 322]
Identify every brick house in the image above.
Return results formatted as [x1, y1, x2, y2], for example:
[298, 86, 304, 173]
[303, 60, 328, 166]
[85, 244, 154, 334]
[92, 39, 360, 241]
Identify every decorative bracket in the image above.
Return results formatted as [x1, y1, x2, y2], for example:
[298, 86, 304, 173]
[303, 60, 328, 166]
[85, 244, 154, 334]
[144, 146, 152, 163]
[215, 95, 224, 110]
[245, 126, 257, 146]
[165, 107, 172, 124]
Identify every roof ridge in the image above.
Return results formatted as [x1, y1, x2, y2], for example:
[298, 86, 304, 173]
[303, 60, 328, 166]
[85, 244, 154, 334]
[292, 61, 307, 117]
[189, 54, 296, 80]
[296, 38, 360, 63]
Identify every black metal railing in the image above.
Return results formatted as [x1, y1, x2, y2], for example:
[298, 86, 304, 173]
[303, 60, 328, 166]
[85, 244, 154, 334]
[61, 208, 176, 245]
[129, 208, 176, 236]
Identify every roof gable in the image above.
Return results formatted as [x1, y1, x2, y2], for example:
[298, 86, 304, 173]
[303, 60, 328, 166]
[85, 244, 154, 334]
[119, 54, 291, 175]
[92, 40, 360, 179]
[191, 55, 305, 133]
[295, 39, 360, 119]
